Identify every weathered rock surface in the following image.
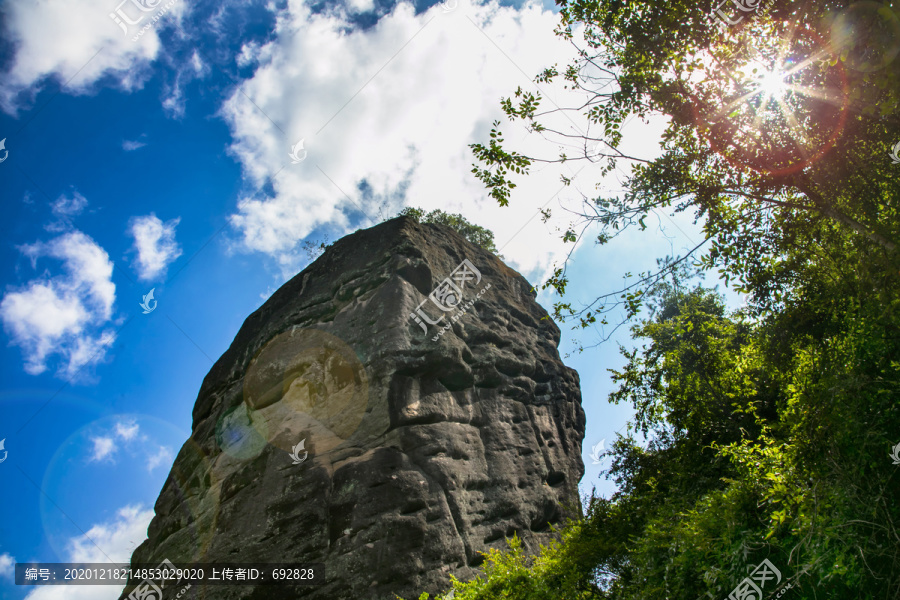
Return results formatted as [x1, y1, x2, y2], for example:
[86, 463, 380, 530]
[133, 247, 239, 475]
[121, 216, 586, 600]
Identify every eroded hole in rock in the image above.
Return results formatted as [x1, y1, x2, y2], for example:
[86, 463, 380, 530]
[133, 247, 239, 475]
[530, 500, 562, 532]
[547, 471, 566, 487]
[328, 502, 356, 546]
[400, 499, 428, 514]
[483, 529, 506, 544]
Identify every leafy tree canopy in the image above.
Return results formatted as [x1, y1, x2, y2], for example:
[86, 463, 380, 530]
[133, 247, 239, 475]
[398, 207, 500, 254]
[471, 0, 900, 344]
[404, 1, 900, 598]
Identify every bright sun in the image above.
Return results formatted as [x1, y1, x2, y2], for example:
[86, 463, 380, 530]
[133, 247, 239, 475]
[693, 27, 850, 176]
[758, 70, 788, 97]
[736, 58, 791, 101]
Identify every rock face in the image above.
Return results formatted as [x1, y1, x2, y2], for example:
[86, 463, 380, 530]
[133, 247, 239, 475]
[122, 216, 586, 600]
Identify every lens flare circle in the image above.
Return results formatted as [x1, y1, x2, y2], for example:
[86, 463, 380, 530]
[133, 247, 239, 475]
[38, 414, 218, 564]
[215, 402, 269, 460]
[242, 327, 370, 457]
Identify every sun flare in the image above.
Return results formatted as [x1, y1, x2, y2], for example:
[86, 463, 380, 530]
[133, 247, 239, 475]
[692, 26, 850, 176]
[757, 70, 788, 98]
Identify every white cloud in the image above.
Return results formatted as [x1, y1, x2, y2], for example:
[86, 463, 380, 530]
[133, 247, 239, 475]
[0, 552, 15, 579]
[160, 60, 200, 119]
[236, 41, 261, 68]
[190, 50, 205, 74]
[221, 0, 621, 279]
[24, 505, 154, 600]
[45, 191, 90, 233]
[87, 419, 144, 463]
[0, 0, 186, 115]
[128, 214, 183, 281]
[51, 191, 88, 218]
[115, 420, 140, 441]
[146, 445, 174, 472]
[348, 0, 376, 13]
[0, 231, 117, 377]
[89, 436, 116, 462]
[122, 138, 147, 151]
[161, 81, 187, 117]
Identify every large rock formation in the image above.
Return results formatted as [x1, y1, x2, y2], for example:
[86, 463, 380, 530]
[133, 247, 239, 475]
[122, 216, 585, 600]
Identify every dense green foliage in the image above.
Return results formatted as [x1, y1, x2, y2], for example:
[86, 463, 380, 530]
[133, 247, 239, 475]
[595, 278, 900, 598]
[397, 207, 500, 254]
[410, 0, 900, 598]
[409, 276, 900, 599]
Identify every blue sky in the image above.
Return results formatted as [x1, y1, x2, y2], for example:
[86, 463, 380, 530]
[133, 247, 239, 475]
[0, 0, 732, 598]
